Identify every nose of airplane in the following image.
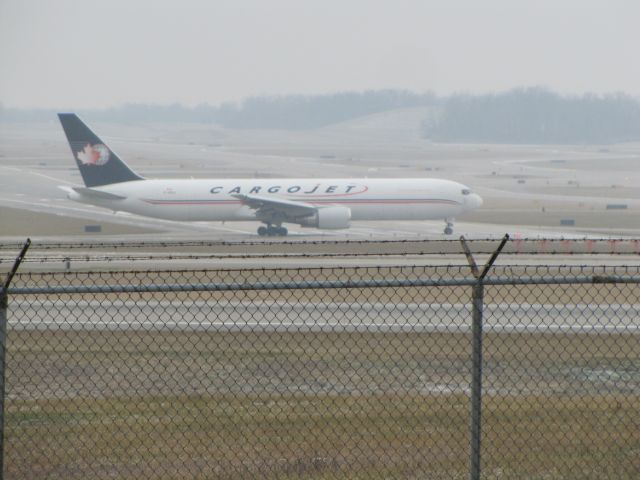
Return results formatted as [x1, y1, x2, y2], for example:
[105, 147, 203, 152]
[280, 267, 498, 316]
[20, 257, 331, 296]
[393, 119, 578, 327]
[466, 193, 483, 210]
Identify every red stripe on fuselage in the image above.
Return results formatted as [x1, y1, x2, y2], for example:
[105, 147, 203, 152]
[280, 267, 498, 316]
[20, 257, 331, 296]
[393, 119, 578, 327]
[142, 198, 460, 206]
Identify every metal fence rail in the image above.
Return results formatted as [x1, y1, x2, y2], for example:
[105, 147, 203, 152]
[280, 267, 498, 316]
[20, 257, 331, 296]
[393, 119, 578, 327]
[1, 244, 639, 478]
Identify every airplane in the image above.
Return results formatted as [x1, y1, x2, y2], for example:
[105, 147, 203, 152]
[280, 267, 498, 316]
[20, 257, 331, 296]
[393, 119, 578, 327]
[57, 113, 483, 236]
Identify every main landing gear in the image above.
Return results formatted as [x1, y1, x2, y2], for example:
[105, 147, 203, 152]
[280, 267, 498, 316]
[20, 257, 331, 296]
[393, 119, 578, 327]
[444, 219, 454, 235]
[257, 224, 288, 237]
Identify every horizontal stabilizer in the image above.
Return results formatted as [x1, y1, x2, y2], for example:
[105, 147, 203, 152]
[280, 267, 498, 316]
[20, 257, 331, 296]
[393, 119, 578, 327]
[59, 185, 127, 200]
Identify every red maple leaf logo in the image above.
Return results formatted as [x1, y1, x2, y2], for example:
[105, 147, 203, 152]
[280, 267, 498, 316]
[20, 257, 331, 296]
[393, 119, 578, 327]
[76, 144, 110, 166]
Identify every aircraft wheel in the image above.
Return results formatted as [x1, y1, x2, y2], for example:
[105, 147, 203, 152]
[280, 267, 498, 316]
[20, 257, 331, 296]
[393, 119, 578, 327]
[257, 226, 268, 236]
[444, 226, 453, 235]
[266, 226, 288, 236]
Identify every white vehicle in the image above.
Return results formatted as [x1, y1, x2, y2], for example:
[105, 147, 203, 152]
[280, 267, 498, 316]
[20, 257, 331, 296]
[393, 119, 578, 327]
[58, 113, 482, 236]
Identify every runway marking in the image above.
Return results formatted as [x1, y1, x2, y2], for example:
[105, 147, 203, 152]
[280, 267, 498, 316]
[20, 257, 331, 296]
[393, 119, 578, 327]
[212, 225, 260, 234]
[10, 300, 640, 334]
[0, 165, 75, 185]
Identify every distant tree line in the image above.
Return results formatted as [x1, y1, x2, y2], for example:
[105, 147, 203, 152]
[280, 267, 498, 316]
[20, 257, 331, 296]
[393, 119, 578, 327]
[423, 88, 640, 144]
[3, 87, 640, 143]
[0, 90, 437, 129]
[215, 90, 437, 129]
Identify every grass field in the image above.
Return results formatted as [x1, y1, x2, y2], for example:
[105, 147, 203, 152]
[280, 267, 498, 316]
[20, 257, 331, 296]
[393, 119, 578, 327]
[6, 329, 640, 479]
[4, 266, 639, 478]
[0, 206, 156, 237]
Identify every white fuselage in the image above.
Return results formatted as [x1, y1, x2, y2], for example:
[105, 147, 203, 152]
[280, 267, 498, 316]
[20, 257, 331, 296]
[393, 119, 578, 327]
[68, 177, 482, 224]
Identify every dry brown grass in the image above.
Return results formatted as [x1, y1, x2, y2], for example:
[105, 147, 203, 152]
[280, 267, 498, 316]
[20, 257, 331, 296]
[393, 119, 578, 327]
[0, 206, 155, 237]
[5, 329, 640, 479]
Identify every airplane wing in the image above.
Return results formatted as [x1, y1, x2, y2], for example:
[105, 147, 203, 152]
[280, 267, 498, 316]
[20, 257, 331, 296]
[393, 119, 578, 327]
[232, 193, 316, 218]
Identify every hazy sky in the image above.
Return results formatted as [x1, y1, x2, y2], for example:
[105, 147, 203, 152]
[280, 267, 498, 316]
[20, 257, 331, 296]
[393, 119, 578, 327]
[1, 0, 639, 109]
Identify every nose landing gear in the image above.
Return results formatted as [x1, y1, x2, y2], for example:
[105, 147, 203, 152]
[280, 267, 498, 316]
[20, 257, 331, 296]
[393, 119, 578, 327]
[257, 224, 288, 237]
[444, 219, 454, 235]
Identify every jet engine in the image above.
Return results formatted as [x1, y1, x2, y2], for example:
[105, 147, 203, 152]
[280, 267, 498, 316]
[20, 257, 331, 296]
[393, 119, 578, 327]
[299, 206, 351, 229]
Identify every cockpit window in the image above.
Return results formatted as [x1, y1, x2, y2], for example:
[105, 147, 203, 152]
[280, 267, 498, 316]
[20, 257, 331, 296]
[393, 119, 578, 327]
[461, 189, 471, 195]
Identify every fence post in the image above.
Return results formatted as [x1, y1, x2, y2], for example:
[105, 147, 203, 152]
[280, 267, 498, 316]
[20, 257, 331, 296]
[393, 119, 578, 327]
[0, 239, 31, 480]
[0, 290, 7, 480]
[460, 234, 508, 480]
[470, 280, 484, 480]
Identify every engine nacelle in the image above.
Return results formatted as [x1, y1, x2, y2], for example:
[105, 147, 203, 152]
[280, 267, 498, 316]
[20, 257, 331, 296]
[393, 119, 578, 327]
[299, 206, 351, 229]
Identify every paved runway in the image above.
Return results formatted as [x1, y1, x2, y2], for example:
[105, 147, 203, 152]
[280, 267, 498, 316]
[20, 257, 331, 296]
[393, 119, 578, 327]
[9, 299, 640, 333]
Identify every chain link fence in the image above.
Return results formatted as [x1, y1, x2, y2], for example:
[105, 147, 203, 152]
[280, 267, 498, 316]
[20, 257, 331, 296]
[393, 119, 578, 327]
[2, 247, 640, 478]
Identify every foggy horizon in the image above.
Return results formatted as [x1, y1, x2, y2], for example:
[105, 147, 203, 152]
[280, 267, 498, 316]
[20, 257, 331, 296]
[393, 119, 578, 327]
[3, 86, 640, 113]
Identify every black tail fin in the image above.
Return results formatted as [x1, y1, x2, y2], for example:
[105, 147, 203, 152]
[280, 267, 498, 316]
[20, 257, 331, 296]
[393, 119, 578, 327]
[58, 113, 143, 187]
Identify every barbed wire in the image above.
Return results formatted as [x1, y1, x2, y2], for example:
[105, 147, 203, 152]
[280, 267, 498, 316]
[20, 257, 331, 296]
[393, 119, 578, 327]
[1, 236, 640, 251]
[1, 250, 639, 265]
[1, 237, 639, 265]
